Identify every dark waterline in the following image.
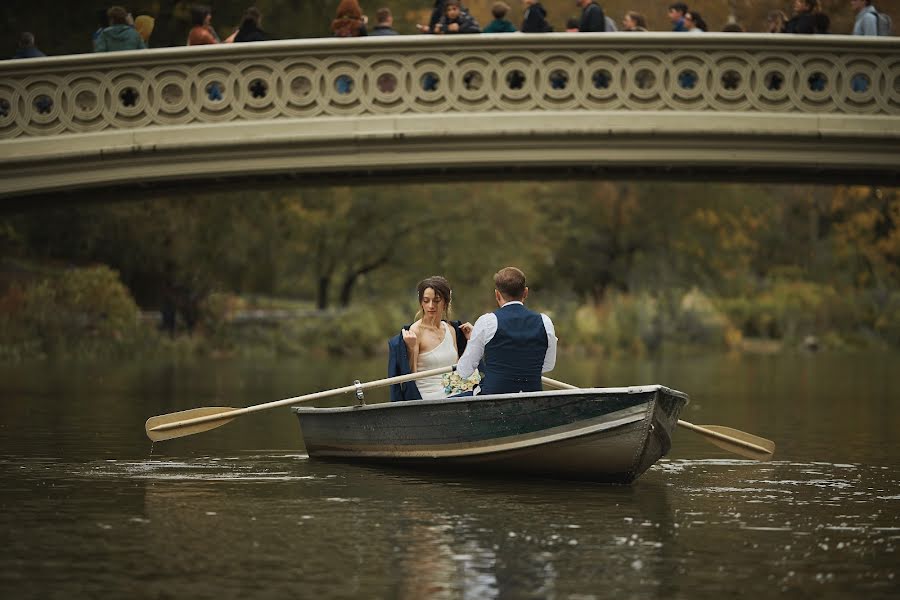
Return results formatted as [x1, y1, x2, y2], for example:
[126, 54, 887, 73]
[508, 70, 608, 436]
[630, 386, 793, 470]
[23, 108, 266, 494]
[1, 353, 898, 598]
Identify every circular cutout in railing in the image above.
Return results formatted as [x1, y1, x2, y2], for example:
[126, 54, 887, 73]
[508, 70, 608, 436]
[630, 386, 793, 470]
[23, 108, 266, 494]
[161, 83, 183, 105]
[506, 70, 526, 91]
[249, 79, 268, 99]
[592, 69, 612, 90]
[764, 71, 785, 92]
[420, 72, 440, 93]
[677, 70, 698, 90]
[0, 97, 9, 118]
[462, 70, 483, 92]
[376, 73, 397, 94]
[75, 90, 98, 113]
[335, 75, 354, 95]
[807, 72, 828, 93]
[850, 73, 870, 94]
[549, 69, 568, 91]
[34, 94, 53, 115]
[721, 70, 742, 91]
[635, 69, 655, 90]
[119, 87, 139, 108]
[290, 76, 312, 98]
[205, 82, 225, 102]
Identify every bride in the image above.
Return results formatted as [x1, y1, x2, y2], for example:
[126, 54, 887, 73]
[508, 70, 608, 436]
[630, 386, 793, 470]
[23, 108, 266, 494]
[402, 276, 475, 399]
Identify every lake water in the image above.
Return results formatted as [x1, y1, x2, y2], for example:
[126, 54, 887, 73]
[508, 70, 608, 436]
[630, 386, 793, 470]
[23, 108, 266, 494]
[1, 352, 898, 599]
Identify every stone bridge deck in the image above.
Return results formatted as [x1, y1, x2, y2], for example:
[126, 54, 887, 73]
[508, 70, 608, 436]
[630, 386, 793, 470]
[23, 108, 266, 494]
[1, 33, 898, 200]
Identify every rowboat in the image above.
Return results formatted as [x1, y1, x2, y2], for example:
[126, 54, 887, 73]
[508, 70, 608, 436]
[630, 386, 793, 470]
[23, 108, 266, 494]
[292, 385, 689, 484]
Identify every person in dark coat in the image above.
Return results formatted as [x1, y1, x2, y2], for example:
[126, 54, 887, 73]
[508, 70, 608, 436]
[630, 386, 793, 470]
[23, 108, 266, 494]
[784, 0, 828, 34]
[435, 0, 481, 33]
[13, 32, 45, 58]
[576, 0, 606, 32]
[234, 7, 268, 42]
[370, 7, 399, 35]
[521, 0, 553, 32]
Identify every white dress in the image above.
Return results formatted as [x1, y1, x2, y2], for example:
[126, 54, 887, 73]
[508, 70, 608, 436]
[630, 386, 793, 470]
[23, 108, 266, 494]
[415, 322, 457, 400]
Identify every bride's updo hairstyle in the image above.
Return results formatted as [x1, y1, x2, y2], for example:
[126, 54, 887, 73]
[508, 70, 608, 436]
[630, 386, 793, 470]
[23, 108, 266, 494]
[415, 276, 452, 321]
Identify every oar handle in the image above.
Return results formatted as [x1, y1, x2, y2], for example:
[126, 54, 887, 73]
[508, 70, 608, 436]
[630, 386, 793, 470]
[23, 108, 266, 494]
[149, 365, 455, 433]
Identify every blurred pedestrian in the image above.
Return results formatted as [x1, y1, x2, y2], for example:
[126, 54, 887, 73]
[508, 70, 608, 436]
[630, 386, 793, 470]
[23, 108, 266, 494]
[684, 10, 707, 32]
[851, 0, 885, 36]
[134, 15, 155, 45]
[188, 5, 219, 45]
[622, 11, 647, 31]
[13, 32, 45, 59]
[576, 0, 606, 32]
[435, 1, 481, 34]
[94, 6, 146, 52]
[766, 10, 787, 33]
[484, 2, 517, 33]
[331, 0, 368, 37]
[521, 0, 553, 33]
[370, 7, 399, 35]
[785, 0, 828, 34]
[234, 7, 268, 42]
[668, 2, 688, 31]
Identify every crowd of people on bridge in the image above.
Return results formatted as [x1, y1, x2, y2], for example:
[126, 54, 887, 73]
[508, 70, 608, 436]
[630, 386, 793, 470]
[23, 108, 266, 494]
[9, 1, 894, 59]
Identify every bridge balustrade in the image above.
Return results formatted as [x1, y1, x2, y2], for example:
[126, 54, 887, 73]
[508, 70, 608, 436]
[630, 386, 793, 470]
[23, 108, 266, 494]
[1, 34, 898, 199]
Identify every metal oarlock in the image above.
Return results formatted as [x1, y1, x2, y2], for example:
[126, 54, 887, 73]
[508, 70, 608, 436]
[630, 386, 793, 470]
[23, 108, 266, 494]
[354, 380, 365, 406]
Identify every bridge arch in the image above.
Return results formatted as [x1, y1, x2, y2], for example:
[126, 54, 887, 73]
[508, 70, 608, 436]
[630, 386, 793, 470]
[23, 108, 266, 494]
[0, 33, 898, 201]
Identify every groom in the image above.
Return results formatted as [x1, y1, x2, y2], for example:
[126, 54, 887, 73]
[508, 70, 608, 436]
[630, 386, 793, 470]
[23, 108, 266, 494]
[456, 267, 557, 395]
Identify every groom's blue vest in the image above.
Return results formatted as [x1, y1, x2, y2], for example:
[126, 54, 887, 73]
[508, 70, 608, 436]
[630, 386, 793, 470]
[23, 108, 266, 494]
[480, 303, 548, 395]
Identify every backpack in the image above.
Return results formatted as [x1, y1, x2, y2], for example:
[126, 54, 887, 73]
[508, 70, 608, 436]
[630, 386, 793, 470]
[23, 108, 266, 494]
[873, 9, 893, 36]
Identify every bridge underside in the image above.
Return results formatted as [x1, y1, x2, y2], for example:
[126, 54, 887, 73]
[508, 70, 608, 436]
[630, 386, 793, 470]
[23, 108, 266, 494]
[2, 111, 897, 206]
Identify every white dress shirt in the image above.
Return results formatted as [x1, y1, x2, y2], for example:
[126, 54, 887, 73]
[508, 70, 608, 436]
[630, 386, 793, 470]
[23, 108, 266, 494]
[456, 301, 557, 380]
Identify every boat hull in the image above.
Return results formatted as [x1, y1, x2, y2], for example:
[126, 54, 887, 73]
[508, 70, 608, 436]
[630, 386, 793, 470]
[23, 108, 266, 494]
[292, 385, 688, 483]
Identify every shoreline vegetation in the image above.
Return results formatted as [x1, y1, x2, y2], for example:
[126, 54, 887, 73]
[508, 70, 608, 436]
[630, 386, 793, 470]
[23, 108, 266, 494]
[0, 262, 896, 364]
[2, 181, 897, 364]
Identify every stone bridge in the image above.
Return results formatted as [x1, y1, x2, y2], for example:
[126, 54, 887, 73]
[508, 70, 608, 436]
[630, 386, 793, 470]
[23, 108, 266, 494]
[1, 33, 898, 202]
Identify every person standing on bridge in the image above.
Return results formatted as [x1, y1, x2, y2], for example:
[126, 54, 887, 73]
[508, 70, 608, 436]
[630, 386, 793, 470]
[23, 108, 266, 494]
[576, 0, 607, 32]
[332, 0, 368, 37]
[484, 2, 518, 33]
[12, 32, 45, 59]
[435, 0, 481, 34]
[94, 6, 146, 52]
[851, 0, 887, 36]
[521, 0, 553, 33]
[233, 6, 269, 42]
[668, 2, 689, 31]
[187, 5, 219, 45]
[455, 267, 557, 396]
[370, 8, 399, 35]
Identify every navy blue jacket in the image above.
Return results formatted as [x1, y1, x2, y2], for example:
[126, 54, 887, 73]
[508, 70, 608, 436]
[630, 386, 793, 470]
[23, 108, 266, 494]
[388, 320, 469, 401]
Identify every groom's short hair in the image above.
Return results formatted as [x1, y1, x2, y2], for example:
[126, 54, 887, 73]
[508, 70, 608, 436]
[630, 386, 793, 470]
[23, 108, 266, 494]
[494, 267, 526, 300]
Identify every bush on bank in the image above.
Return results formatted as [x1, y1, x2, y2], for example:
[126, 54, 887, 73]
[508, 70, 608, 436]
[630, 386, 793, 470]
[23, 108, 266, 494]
[2, 267, 900, 364]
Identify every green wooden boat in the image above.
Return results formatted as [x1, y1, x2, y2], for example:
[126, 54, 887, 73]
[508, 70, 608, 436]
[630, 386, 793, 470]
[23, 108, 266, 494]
[292, 385, 688, 483]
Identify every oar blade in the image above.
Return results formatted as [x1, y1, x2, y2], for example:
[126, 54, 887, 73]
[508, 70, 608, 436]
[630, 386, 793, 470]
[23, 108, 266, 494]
[145, 407, 237, 442]
[697, 424, 776, 461]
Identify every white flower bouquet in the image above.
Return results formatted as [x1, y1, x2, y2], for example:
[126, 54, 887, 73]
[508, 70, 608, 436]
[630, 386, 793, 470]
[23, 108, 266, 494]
[441, 370, 482, 396]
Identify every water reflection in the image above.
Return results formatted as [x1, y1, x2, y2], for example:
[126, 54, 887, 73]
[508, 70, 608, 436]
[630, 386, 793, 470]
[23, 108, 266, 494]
[2, 354, 900, 598]
[123, 455, 681, 599]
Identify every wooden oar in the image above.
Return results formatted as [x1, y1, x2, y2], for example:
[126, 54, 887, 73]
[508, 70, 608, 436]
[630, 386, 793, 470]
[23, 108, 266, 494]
[541, 376, 775, 461]
[145, 365, 454, 442]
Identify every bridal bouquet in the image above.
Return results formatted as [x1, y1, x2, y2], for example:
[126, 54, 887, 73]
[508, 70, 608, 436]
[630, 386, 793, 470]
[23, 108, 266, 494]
[442, 370, 482, 396]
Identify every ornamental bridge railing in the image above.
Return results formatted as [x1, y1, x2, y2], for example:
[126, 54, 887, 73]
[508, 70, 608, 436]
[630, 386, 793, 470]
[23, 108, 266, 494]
[0, 33, 898, 200]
